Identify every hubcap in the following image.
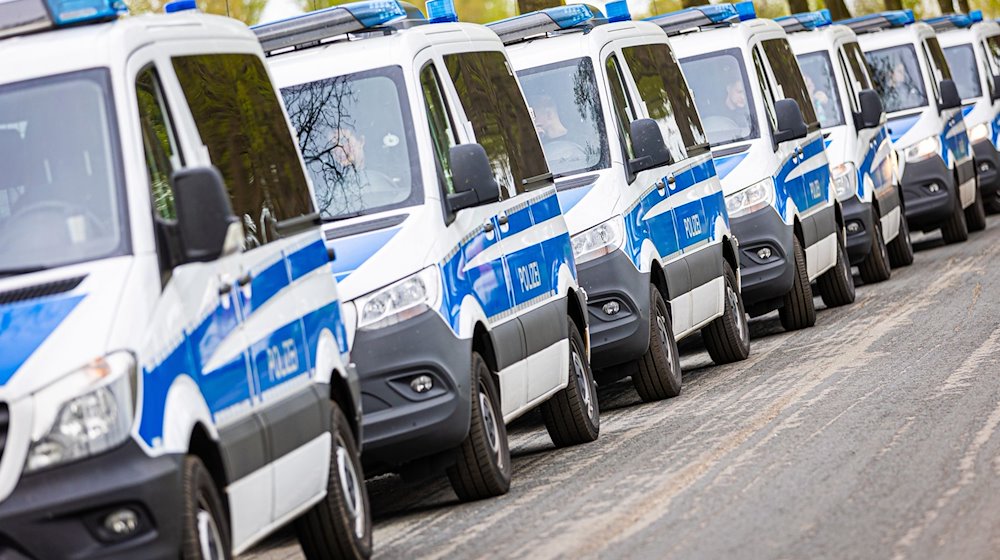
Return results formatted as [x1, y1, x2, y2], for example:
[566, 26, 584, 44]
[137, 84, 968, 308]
[728, 282, 748, 342]
[336, 438, 366, 539]
[572, 347, 596, 422]
[196, 499, 225, 560]
[479, 385, 503, 469]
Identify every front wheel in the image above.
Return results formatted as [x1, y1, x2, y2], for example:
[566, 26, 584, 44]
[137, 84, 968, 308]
[295, 403, 372, 560]
[966, 186, 987, 232]
[541, 318, 600, 447]
[887, 205, 914, 267]
[859, 210, 891, 284]
[181, 456, 231, 560]
[941, 188, 969, 244]
[816, 227, 856, 308]
[701, 261, 750, 364]
[778, 237, 817, 331]
[626, 284, 682, 402]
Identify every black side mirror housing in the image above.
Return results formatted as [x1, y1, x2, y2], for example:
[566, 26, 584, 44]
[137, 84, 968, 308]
[938, 79, 962, 111]
[773, 98, 808, 144]
[628, 118, 672, 174]
[173, 166, 239, 263]
[447, 143, 500, 213]
[992, 75, 1000, 102]
[854, 88, 885, 130]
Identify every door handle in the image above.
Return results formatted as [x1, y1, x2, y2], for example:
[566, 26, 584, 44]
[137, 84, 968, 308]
[237, 272, 253, 287]
[497, 212, 509, 226]
[795, 146, 804, 156]
[218, 282, 233, 296]
[655, 180, 666, 193]
[667, 174, 676, 185]
[483, 219, 495, 233]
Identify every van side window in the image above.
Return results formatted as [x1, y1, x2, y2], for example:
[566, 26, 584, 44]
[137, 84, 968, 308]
[420, 63, 458, 195]
[761, 39, 819, 128]
[172, 53, 314, 248]
[621, 43, 708, 159]
[751, 47, 777, 130]
[606, 54, 636, 159]
[836, 49, 860, 113]
[444, 51, 550, 198]
[843, 41, 873, 91]
[136, 66, 181, 220]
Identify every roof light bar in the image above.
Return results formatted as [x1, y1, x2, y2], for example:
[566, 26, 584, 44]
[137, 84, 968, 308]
[487, 4, 604, 45]
[837, 9, 914, 35]
[776, 9, 831, 33]
[426, 0, 457, 23]
[605, 0, 630, 23]
[970, 10, 982, 23]
[164, 0, 197, 13]
[0, 0, 125, 40]
[923, 13, 973, 31]
[645, 2, 754, 36]
[253, 0, 417, 54]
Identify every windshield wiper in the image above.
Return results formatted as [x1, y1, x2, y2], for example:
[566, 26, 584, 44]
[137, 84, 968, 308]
[0, 265, 48, 278]
[322, 211, 365, 223]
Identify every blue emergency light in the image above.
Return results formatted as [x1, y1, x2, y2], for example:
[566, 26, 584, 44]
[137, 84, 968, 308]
[776, 9, 831, 33]
[970, 10, 983, 23]
[165, 0, 197, 13]
[426, 0, 457, 23]
[645, 1, 755, 36]
[838, 9, 914, 35]
[605, 0, 630, 23]
[253, 0, 423, 54]
[487, 4, 605, 45]
[923, 13, 974, 31]
[0, 0, 125, 39]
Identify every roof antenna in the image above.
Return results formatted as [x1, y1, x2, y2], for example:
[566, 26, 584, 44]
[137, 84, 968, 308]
[225, 0, 230, 17]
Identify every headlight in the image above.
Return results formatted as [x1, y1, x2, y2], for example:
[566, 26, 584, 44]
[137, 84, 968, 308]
[831, 162, 858, 201]
[571, 215, 625, 264]
[356, 266, 441, 330]
[725, 178, 775, 219]
[968, 122, 990, 143]
[26, 351, 137, 473]
[903, 136, 941, 162]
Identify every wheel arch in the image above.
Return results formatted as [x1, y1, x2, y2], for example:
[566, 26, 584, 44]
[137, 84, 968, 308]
[188, 422, 230, 516]
[329, 370, 361, 444]
[472, 322, 501, 400]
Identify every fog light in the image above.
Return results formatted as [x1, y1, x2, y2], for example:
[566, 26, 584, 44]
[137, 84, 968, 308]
[757, 247, 772, 260]
[602, 301, 621, 316]
[846, 221, 862, 234]
[103, 509, 139, 537]
[410, 375, 433, 393]
[980, 162, 991, 173]
[928, 183, 940, 193]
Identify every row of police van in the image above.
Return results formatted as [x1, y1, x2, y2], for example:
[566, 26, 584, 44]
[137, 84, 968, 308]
[0, 0, 996, 557]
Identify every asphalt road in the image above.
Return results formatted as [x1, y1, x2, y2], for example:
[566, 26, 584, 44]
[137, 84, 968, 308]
[245, 215, 1000, 560]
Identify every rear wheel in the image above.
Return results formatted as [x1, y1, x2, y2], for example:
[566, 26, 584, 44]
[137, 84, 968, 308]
[941, 187, 969, 244]
[701, 262, 750, 364]
[859, 210, 891, 284]
[817, 226, 856, 308]
[966, 186, 987, 232]
[181, 456, 230, 560]
[888, 204, 914, 267]
[778, 237, 817, 331]
[447, 353, 511, 501]
[295, 403, 372, 560]
[542, 318, 600, 447]
[626, 284, 682, 402]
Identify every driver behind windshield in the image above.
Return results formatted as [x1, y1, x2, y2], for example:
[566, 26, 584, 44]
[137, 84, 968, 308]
[528, 94, 587, 174]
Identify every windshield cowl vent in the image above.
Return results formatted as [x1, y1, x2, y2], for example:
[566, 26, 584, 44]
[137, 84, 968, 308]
[0, 275, 86, 306]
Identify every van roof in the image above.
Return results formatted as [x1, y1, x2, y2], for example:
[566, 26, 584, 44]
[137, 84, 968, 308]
[504, 20, 669, 69]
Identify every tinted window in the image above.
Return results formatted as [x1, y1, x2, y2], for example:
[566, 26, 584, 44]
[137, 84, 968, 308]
[987, 36, 1000, 74]
[751, 47, 778, 129]
[622, 43, 707, 159]
[866, 45, 928, 113]
[420, 64, 458, 195]
[173, 54, 313, 247]
[843, 41, 873, 91]
[925, 37, 953, 82]
[282, 66, 420, 221]
[445, 50, 550, 198]
[606, 55, 636, 158]
[137, 67, 180, 220]
[0, 70, 127, 275]
[797, 51, 845, 128]
[519, 58, 610, 178]
[681, 48, 759, 146]
[943, 44, 982, 100]
[762, 39, 818, 127]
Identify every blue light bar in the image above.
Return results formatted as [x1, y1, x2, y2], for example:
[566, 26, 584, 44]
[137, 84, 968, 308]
[776, 9, 832, 33]
[838, 9, 914, 35]
[605, 0, 630, 23]
[645, 2, 753, 36]
[426, 0, 457, 23]
[970, 10, 983, 23]
[48, 0, 125, 25]
[253, 0, 414, 53]
[924, 13, 973, 31]
[487, 4, 604, 45]
[0, 0, 124, 39]
[734, 1, 755, 21]
[165, 0, 197, 13]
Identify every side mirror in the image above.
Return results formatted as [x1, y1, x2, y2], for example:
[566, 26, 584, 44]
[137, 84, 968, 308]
[773, 98, 808, 144]
[173, 166, 239, 263]
[855, 89, 885, 130]
[628, 118, 672, 174]
[938, 79, 962, 111]
[447, 143, 500, 213]
[992, 75, 1000, 102]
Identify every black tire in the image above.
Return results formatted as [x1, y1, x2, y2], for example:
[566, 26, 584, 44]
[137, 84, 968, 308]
[295, 403, 372, 560]
[887, 206, 914, 267]
[626, 284, 682, 402]
[858, 210, 891, 284]
[986, 189, 1000, 214]
[941, 187, 969, 244]
[817, 227, 856, 308]
[778, 236, 816, 331]
[446, 353, 511, 501]
[966, 186, 987, 232]
[181, 456, 231, 560]
[541, 318, 600, 447]
[701, 261, 750, 365]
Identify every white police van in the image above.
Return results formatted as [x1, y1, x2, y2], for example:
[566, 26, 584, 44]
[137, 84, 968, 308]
[657, 3, 854, 332]
[780, 10, 914, 282]
[928, 10, 1000, 214]
[255, 0, 599, 502]
[494, 2, 749, 403]
[844, 10, 979, 244]
[0, 2, 371, 558]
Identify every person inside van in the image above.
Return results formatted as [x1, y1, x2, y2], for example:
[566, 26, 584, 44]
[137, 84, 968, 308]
[529, 93, 587, 172]
[804, 73, 835, 125]
[867, 47, 928, 113]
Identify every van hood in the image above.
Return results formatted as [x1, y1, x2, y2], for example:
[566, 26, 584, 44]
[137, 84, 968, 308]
[0, 257, 132, 401]
[555, 169, 621, 235]
[712, 143, 773, 196]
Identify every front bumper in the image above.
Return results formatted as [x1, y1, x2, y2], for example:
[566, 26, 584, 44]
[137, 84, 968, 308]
[577, 249, 650, 371]
[0, 441, 183, 560]
[842, 196, 874, 265]
[352, 310, 472, 471]
[899, 154, 956, 232]
[730, 206, 795, 317]
[973, 138, 1000, 198]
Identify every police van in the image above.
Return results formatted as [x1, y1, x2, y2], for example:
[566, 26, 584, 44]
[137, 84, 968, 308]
[656, 3, 854, 332]
[843, 10, 979, 244]
[927, 10, 1000, 214]
[780, 10, 914, 282]
[493, 2, 749, 403]
[255, 0, 599, 502]
[0, 2, 371, 558]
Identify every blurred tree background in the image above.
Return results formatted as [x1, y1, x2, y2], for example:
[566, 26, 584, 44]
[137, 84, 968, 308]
[126, 0, 1000, 32]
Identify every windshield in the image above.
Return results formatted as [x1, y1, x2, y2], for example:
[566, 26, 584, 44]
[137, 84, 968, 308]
[281, 66, 421, 221]
[797, 51, 845, 128]
[865, 45, 928, 113]
[0, 69, 126, 276]
[518, 58, 609, 178]
[680, 48, 759, 146]
[943, 44, 982, 100]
